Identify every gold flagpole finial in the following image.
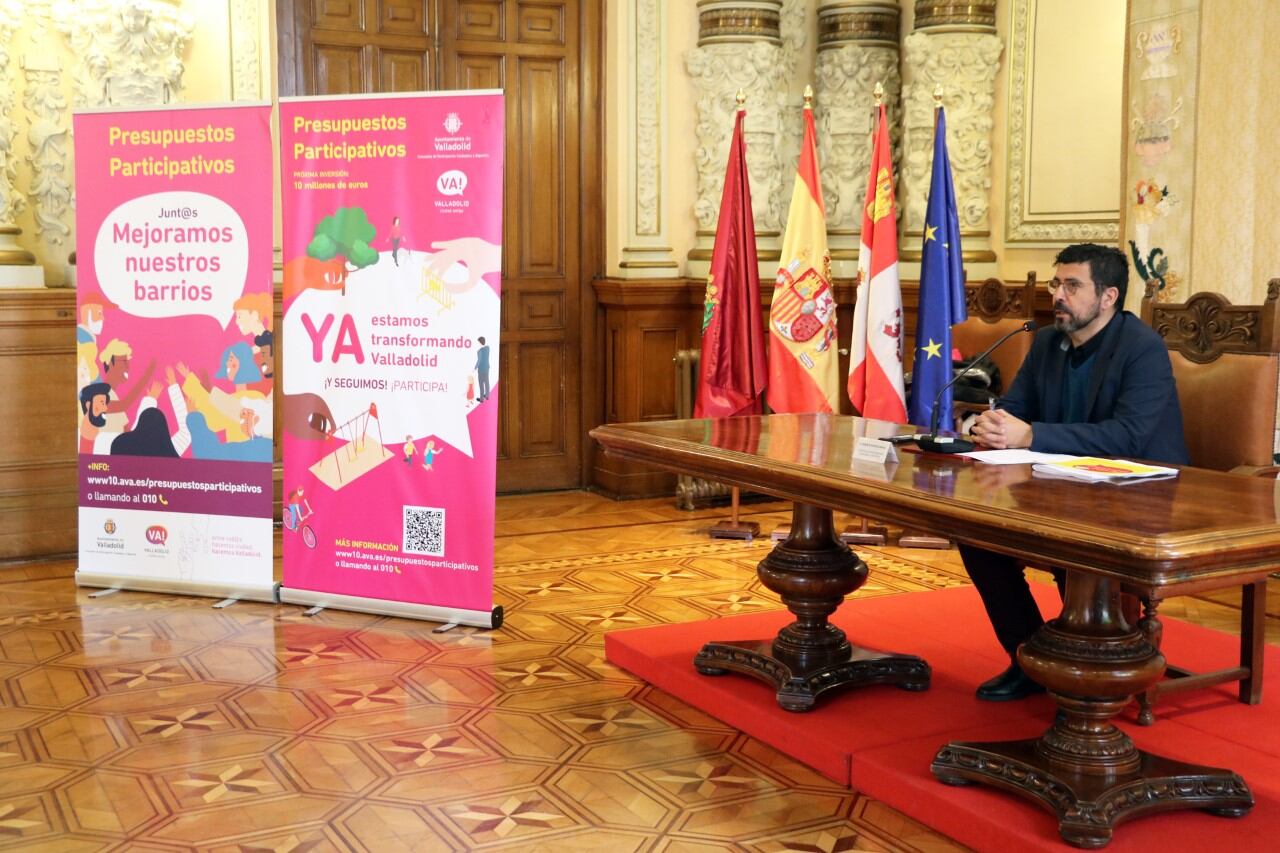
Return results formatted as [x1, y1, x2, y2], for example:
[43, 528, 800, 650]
[933, 84, 944, 108]
[803, 85, 813, 108]
[874, 81, 884, 106]
[736, 88, 746, 108]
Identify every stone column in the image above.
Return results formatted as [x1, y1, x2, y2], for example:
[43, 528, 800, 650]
[813, 1, 901, 278]
[618, 0, 678, 278]
[685, 0, 789, 278]
[900, 1, 1001, 275]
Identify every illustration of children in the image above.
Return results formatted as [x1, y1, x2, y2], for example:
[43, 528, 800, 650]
[403, 435, 416, 464]
[422, 439, 442, 471]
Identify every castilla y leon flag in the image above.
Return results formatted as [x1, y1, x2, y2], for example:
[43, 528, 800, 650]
[848, 102, 907, 423]
[768, 97, 839, 414]
[696, 103, 767, 418]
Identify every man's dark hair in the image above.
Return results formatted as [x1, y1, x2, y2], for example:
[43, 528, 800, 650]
[1053, 243, 1129, 306]
[478, 336, 485, 345]
[80, 381, 111, 414]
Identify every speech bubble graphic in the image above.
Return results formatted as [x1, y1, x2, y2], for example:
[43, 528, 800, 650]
[94, 191, 249, 329]
[436, 170, 467, 196]
[283, 246, 499, 458]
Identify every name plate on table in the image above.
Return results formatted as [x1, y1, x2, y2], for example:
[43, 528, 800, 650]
[853, 436, 899, 465]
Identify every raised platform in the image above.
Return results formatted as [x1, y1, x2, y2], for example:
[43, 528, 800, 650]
[605, 584, 1280, 850]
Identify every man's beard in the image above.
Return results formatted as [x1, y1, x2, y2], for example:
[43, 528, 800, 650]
[1053, 299, 1100, 333]
[87, 411, 107, 428]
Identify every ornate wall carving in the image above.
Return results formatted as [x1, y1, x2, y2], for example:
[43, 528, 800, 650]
[58, 0, 195, 107]
[229, 0, 262, 101]
[22, 63, 70, 246]
[0, 0, 25, 225]
[620, 0, 676, 274]
[814, 2, 901, 236]
[686, 3, 788, 237]
[635, 0, 660, 238]
[901, 30, 1002, 243]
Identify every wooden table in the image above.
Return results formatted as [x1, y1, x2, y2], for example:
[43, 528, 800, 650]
[590, 414, 1280, 848]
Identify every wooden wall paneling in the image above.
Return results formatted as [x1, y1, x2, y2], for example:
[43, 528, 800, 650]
[0, 291, 78, 558]
[591, 279, 702, 497]
[379, 49, 429, 91]
[443, 0, 584, 492]
[577, 0, 605, 493]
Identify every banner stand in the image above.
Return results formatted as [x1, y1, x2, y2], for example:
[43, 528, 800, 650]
[75, 571, 277, 604]
[279, 586, 502, 629]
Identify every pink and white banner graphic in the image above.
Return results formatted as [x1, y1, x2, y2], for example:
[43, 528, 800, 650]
[73, 103, 275, 599]
[279, 91, 503, 626]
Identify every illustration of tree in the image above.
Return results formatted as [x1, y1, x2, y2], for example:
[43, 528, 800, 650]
[307, 207, 379, 272]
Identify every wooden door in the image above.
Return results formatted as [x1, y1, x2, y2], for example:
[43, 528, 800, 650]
[278, 1, 599, 491]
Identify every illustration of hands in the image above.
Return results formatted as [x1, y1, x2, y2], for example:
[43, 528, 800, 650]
[425, 237, 500, 293]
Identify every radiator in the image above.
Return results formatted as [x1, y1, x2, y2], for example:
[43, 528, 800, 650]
[673, 348, 731, 510]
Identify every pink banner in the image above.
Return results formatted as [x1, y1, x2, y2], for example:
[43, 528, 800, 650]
[74, 104, 275, 592]
[279, 92, 503, 616]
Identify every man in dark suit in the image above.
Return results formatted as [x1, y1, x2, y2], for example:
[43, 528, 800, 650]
[962, 243, 1188, 700]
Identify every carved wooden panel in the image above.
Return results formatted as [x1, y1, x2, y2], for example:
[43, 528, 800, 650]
[496, 346, 511, 461]
[379, 49, 428, 91]
[378, 0, 425, 35]
[517, 58, 564, 277]
[519, 291, 564, 330]
[454, 54, 504, 90]
[313, 0, 364, 31]
[517, 342, 567, 457]
[314, 44, 366, 94]
[640, 328, 679, 420]
[457, 1, 504, 40]
[1142, 283, 1280, 364]
[518, 3, 564, 45]
[0, 291, 78, 558]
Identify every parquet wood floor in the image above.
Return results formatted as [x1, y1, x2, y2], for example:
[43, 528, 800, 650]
[0, 491, 1274, 851]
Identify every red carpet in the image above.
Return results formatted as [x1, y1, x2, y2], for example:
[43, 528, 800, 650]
[605, 584, 1280, 850]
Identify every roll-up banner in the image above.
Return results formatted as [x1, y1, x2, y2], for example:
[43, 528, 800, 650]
[278, 91, 504, 628]
[73, 103, 276, 601]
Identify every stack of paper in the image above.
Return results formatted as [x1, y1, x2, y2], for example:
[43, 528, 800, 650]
[1031, 457, 1179, 483]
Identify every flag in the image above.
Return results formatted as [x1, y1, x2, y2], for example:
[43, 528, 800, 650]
[907, 107, 967, 429]
[696, 105, 767, 418]
[848, 102, 907, 423]
[767, 100, 839, 413]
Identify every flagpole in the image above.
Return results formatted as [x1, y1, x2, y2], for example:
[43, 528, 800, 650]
[840, 78, 890, 549]
[899, 83, 954, 552]
[709, 87, 761, 543]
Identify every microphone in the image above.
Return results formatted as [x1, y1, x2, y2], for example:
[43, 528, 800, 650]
[916, 320, 1037, 454]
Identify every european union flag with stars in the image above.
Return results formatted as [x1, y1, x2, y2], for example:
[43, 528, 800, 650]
[907, 107, 967, 429]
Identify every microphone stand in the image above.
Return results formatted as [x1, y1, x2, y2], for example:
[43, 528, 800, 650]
[915, 320, 1036, 454]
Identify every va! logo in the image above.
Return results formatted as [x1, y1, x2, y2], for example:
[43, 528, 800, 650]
[145, 525, 168, 545]
[443, 112, 463, 134]
[436, 170, 467, 196]
[103, 519, 116, 534]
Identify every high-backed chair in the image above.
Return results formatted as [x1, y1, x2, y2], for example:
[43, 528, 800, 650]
[1134, 281, 1280, 724]
[951, 272, 1039, 398]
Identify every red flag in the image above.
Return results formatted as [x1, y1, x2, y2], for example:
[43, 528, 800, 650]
[848, 103, 907, 423]
[767, 102, 839, 413]
[695, 105, 767, 418]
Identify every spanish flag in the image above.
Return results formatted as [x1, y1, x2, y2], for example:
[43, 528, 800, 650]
[848, 102, 907, 423]
[767, 96, 839, 414]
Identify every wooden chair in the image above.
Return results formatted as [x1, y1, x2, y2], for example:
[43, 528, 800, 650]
[951, 272, 1039, 400]
[1134, 281, 1280, 724]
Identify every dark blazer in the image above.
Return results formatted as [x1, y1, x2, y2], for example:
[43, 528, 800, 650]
[998, 310, 1189, 465]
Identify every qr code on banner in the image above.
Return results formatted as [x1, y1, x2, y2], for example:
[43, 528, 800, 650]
[403, 505, 445, 556]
